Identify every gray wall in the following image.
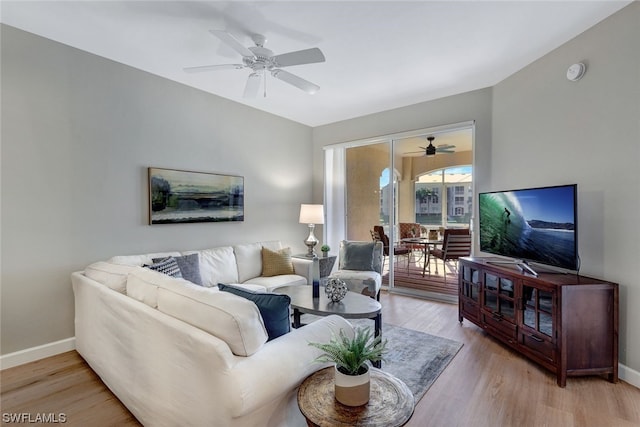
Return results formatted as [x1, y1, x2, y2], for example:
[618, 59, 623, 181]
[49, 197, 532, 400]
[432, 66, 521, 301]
[491, 3, 639, 372]
[312, 87, 493, 206]
[2, 2, 639, 376]
[312, 3, 639, 374]
[1, 25, 313, 354]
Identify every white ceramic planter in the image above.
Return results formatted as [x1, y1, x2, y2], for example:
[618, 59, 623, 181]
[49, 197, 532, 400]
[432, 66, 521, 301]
[334, 366, 370, 406]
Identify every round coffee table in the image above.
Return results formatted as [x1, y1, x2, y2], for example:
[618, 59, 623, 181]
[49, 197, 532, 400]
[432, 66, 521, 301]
[276, 285, 382, 366]
[297, 366, 414, 427]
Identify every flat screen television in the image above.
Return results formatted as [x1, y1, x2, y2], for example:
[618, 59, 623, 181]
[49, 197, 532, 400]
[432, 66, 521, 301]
[478, 184, 578, 274]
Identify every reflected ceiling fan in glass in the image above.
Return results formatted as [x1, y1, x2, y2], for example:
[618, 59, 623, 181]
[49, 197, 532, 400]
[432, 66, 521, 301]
[404, 136, 456, 156]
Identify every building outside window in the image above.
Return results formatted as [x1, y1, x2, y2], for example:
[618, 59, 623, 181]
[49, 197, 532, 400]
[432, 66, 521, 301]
[415, 166, 472, 227]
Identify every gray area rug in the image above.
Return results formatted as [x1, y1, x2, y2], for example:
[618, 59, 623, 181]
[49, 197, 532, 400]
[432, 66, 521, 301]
[302, 315, 463, 402]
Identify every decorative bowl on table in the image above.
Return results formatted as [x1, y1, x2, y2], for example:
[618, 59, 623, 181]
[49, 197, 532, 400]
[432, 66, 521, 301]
[325, 278, 348, 302]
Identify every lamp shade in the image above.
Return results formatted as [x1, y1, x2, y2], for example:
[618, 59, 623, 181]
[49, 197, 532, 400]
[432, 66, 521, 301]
[299, 204, 324, 224]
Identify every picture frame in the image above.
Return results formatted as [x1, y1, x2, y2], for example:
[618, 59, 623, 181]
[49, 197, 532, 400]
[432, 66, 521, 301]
[148, 167, 244, 224]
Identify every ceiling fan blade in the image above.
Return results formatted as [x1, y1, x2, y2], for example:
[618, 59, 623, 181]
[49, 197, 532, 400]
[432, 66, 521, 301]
[273, 48, 326, 67]
[271, 69, 320, 94]
[209, 30, 255, 58]
[243, 73, 261, 98]
[437, 144, 456, 150]
[183, 64, 244, 73]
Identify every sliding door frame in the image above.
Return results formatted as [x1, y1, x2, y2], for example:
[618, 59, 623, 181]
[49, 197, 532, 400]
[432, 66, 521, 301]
[323, 120, 475, 296]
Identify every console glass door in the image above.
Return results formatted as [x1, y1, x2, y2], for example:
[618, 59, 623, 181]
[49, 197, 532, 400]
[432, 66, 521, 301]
[461, 265, 480, 302]
[483, 273, 515, 321]
[522, 285, 554, 337]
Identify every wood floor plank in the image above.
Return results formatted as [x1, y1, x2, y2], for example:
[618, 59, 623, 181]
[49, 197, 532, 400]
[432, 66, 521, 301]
[1, 291, 638, 426]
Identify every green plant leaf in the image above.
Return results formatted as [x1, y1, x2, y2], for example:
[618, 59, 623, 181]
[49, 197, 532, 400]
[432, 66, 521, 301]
[309, 326, 388, 375]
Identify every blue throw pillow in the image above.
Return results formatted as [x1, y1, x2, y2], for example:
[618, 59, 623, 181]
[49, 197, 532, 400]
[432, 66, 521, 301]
[218, 284, 291, 341]
[153, 254, 202, 286]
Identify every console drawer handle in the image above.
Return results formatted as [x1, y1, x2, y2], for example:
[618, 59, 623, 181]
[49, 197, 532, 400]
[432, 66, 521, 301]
[492, 312, 503, 322]
[529, 334, 544, 343]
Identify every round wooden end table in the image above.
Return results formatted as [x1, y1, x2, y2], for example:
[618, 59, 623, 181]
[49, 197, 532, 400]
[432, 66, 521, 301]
[297, 366, 414, 427]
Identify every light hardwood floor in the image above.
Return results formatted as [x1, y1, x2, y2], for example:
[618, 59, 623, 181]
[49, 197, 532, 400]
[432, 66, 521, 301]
[2, 292, 639, 426]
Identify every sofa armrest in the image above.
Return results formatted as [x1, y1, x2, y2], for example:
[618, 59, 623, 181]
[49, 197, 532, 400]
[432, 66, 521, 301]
[291, 257, 313, 285]
[227, 315, 354, 418]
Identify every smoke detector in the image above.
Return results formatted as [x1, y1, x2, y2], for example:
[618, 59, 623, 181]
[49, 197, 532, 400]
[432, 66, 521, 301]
[566, 63, 586, 82]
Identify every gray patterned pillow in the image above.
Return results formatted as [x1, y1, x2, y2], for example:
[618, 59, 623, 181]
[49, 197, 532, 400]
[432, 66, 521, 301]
[146, 257, 182, 278]
[152, 254, 202, 285]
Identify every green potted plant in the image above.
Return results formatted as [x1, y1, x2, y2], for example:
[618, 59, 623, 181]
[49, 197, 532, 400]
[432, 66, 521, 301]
[309, 327, 387, 406]
[320, 244, 330, 257]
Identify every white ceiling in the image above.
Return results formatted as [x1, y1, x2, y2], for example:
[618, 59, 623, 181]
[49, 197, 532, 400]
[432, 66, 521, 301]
[1, 1, 632, 127]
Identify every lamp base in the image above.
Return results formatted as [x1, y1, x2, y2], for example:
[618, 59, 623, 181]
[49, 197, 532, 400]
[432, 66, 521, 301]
[304, 224, 319, 257]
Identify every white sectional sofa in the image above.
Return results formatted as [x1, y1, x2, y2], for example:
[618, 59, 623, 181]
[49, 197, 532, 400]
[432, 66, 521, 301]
[71, 241, 354, 426]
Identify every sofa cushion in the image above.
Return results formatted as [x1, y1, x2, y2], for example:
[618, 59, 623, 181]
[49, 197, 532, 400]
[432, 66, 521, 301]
[109, 252, 182, 266]
[157, 284, 267, 357]
[126, 267, 268, 356]
[146, 257, 183, 278]
[341, 241, 375, 271]
[234, 241, 282, 283]
[228, 283, 268, 292]
[243, 274, 307, 292]
[184, 246, 238, 287]
[127, 266, 192, 308]
[84, 261, 137, 293]
[261, 247, 294, 277]
[218, 283, 291, 341]
[153, 253, 202, 285]
[127, 266, 202, 308]
[328, 270, 381, 298]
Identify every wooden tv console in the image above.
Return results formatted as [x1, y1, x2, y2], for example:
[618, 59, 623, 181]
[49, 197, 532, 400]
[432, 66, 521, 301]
[458, 257, 618, 387]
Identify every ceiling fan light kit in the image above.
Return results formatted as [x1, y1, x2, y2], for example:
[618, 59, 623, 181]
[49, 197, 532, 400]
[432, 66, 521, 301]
[184, 30, 325, 98]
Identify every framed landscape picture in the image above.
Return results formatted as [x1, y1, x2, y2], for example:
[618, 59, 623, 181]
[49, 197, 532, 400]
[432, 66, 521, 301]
[148, 167, 244, 224]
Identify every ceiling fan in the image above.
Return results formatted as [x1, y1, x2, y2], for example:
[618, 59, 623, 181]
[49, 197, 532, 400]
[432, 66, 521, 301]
[405, 136, 456, 156]
[184, 30, 325, 98]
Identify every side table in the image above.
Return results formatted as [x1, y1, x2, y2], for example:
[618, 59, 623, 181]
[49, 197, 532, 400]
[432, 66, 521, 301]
[297, 366, 414, 427]
[293, 254, 337, 284]
[317, 255, 337, 279]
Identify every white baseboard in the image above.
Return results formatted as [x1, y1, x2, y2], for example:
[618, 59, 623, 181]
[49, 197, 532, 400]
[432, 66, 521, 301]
[0, 337, 76, 370]
[619, 362, 640, 389]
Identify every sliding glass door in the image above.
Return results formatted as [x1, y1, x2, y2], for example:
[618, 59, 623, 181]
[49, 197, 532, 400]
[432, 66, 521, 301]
[324, 139, 397, 286]
[324, 122, 474, 298]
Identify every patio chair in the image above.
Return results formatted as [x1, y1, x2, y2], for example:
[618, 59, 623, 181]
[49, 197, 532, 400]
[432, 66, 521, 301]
[373, 226, 411, 273]
[429, 228, 472, 282]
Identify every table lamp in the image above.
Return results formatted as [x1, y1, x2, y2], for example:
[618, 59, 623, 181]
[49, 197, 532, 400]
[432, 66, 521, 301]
[299, 204, 324, 257]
